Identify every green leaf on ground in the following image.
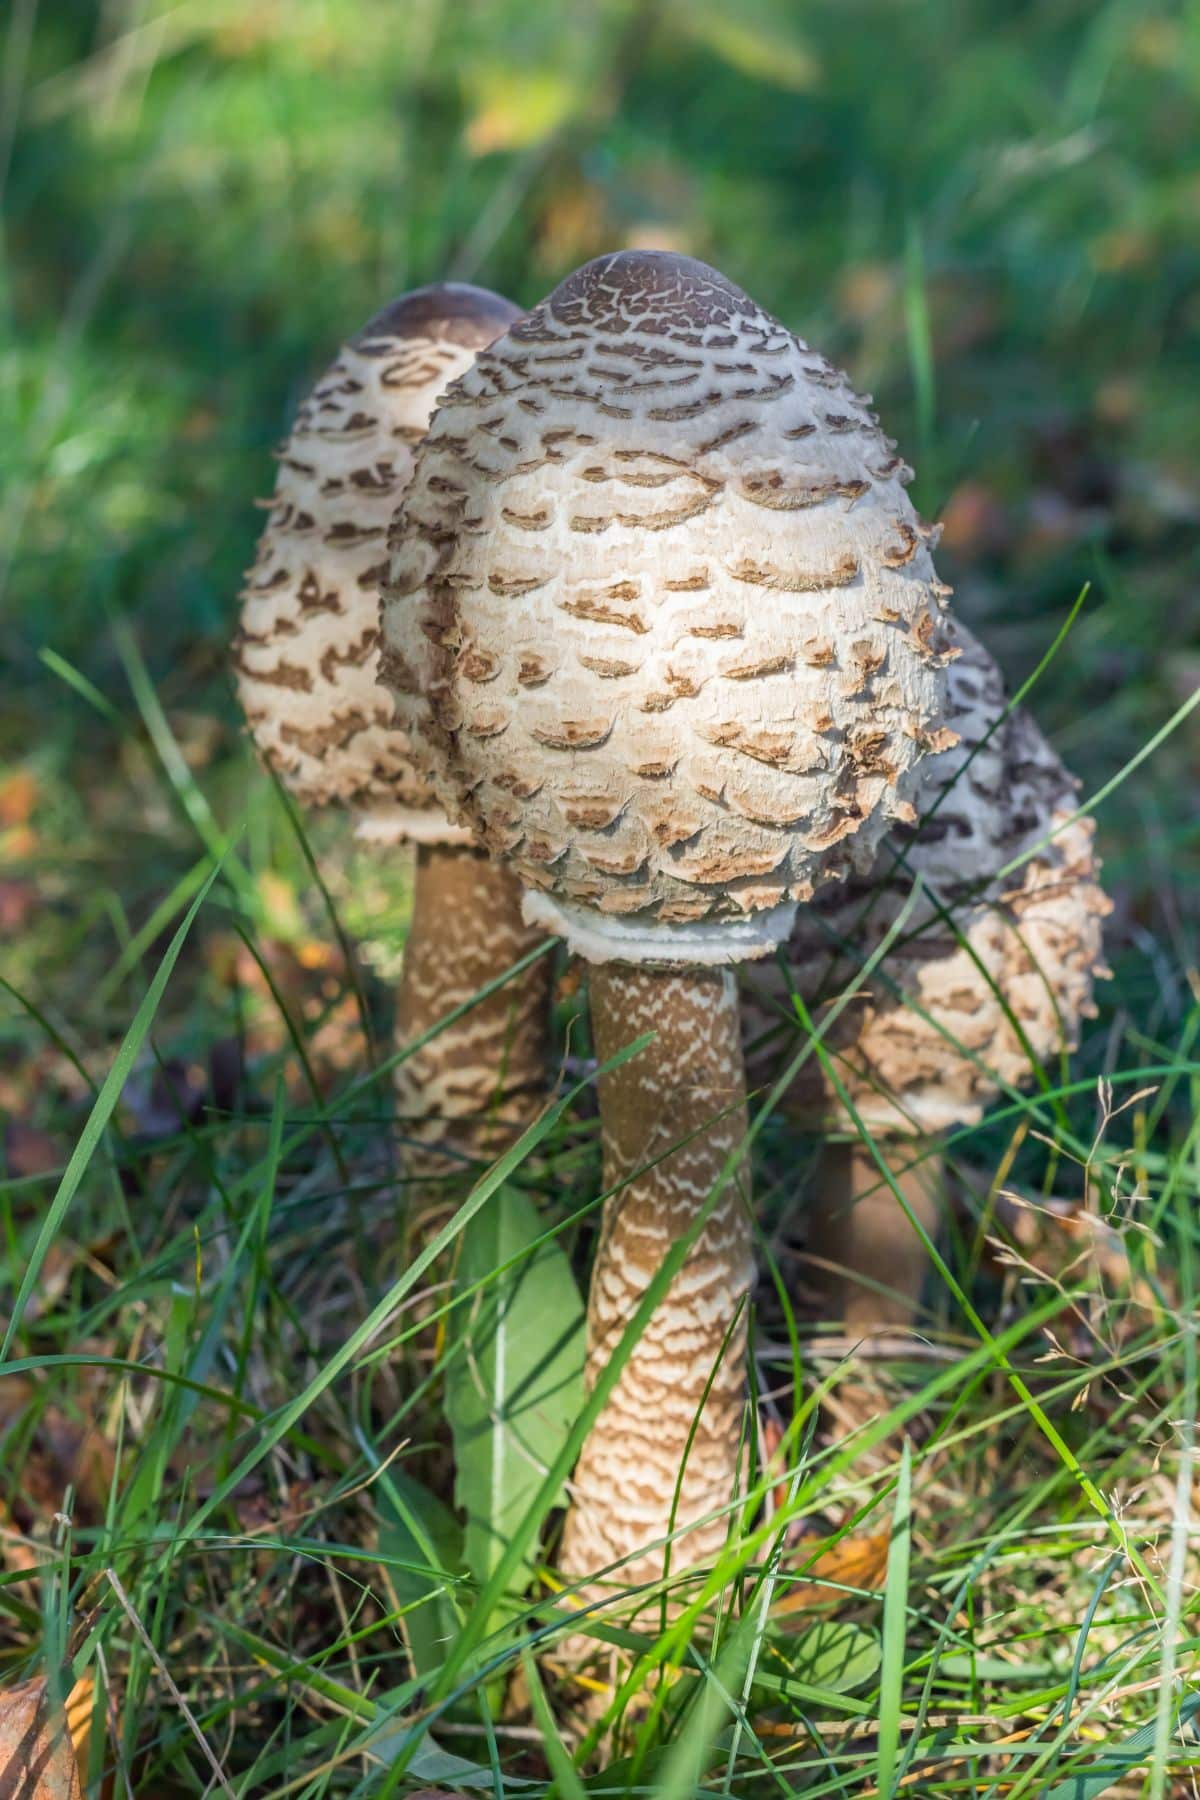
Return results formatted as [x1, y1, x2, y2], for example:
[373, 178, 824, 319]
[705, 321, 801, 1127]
[763, 1619, 882, 1697]
[376, 1469, 464, 1683]
[445, 1184, 585, 1596]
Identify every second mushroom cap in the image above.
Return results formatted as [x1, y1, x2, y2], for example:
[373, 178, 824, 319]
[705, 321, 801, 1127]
[235, 281, 523, 843]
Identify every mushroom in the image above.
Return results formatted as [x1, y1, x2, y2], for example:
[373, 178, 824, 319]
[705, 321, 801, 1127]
[234, 284, 553, 1174]
[381, 249, 959, 1599]
[742, 622, 1111, 1332]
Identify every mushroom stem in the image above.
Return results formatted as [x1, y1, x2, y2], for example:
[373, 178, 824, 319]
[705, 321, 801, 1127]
[560, 962, 754, 1600]
[806, 1141, 941, 1333]
[394, 843, 553, 1177]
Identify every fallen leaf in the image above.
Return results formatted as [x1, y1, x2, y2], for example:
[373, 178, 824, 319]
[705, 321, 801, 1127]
[0, 825, 37, 859]
[0, 1677, 84, 1799]
[465, 68, 578, 156]
[938, 480, 1011, 563]
[838, 261, 894, 325]
[0, 771, 37, 829]
[2, 1124, 62, 1180]
[0, 882, 39, 933]
[62, 1683, 91, 1769]
[554, 962, 583, 1004]
[255, 869, 305, 941]
[772, 1531, 892, 1618]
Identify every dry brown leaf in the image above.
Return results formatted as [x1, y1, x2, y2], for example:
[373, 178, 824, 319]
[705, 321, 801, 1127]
[0, 883, 39, 934]
[0, 1676, 87, 1799]
[772, 1530, 892, 1619]
[938, 480, 1011, 563]
[838, 261, 894, 325]
[1, 1125, 61, 1180]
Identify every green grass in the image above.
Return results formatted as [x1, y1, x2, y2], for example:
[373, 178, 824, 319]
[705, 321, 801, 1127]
[3, 0, 1200, 1793]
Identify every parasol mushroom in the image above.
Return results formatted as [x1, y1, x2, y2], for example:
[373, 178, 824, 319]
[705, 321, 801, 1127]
[234, 284, 553, 1174]
[380, 249, 959, 1601]
[742, 622, 1111, 1333]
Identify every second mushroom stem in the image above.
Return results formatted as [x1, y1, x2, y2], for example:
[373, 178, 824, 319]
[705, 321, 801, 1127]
[560, 962, 755, 1598]
[806, 1141, 942, 1333]
[393, 843, 554, 1179]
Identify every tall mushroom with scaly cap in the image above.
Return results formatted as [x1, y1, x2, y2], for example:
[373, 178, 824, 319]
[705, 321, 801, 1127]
[380, 250, 959, 1601]
[742, 622, 1111, 1332]
[234, 284, 553, 1175]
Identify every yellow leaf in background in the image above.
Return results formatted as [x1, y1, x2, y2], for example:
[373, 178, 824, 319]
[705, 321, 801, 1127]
[212, 0, 286, 58]
[1131, 16, 1180, 69]
[255, 869, 304, 942]
[465, 68, 581, 157]
[64, 1682, 92, 1767]
[838, 261, 896, 326]
[679, 3, 819, 93]
[0, 825, 37, 860]
[1091, 226, 1154, 273]
[623, 223, 697, 257]
[536, 181, 612, 272]
[0, 770, 37, 828]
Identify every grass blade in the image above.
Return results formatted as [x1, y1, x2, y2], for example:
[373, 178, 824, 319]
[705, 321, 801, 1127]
[1, 860, 221, 1360]
[1149, 1320, 1196, 1798]
[876, 1437, 912, 1795]
[177, 1047, 642, 1546]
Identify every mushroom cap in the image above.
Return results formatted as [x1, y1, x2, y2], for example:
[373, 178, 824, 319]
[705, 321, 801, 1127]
[381, 250, 957, 964]
[741, 624, 1112, 1133]
[234, 282, 522, 845]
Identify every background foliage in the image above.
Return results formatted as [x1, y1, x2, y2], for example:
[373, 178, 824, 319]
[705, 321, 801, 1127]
[2, 0, 1199, 1793]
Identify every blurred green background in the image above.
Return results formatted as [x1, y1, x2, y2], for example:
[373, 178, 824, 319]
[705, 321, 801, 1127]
[3, 6, 1200, 1784]
[3, 0, 1198, 1057]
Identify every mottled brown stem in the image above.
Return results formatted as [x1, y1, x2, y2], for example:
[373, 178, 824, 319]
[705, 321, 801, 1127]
[806, 1141, 941, 1332]
[560, 963, 754, 1603]
[393, 843, 552, 1178]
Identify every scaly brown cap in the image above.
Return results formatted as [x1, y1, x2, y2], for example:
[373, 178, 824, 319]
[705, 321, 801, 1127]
[382, 251, 958, 958]
[742, 623, 1112, 1130]
[234, 282, 522, 844]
